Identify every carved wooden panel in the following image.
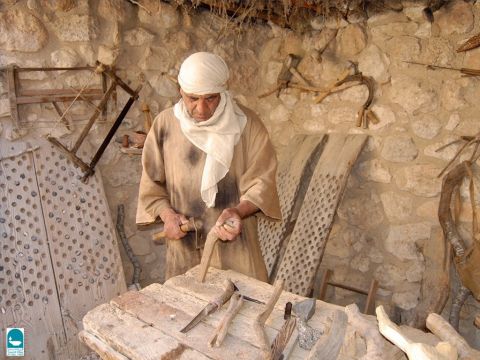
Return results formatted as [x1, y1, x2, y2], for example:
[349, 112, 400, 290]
[274, 134, 368, 296]
[0, 145, 65, 360]
[257, 135, 326, 277]
[0, 139, 126, 359]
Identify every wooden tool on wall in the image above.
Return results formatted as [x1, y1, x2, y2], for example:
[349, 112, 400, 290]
[4, 62, 142, 181]
[4, 64, 108, 131]
[48, 62, 142, 181]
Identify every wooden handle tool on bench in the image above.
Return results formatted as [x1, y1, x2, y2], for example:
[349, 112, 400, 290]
[197, 221, 235, 283]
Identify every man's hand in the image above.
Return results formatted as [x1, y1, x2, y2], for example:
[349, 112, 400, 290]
[160, 208, 189, 240]
[214, 208, 242, 241]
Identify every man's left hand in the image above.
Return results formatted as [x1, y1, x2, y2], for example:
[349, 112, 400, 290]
[214, 208, 242, 241]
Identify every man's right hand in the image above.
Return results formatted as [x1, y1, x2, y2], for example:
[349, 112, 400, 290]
[159, 208, 189, 240]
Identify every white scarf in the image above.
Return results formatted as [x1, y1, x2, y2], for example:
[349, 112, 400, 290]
[174, 91, 246, 207]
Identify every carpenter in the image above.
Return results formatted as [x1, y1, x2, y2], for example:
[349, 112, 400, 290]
[136, 52, 281, 281]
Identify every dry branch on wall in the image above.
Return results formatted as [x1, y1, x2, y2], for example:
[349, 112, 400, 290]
[457, 32, 480, 53]
[437, 133, 480, 178]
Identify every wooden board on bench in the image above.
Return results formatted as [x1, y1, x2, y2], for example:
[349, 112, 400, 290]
[81, 266, 386, 359]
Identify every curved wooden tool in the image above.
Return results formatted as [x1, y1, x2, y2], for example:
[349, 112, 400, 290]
[426, 313, 480, 359]
[254, 279, 284, 358]
[208, 293, 244, 347]
[197, 221, 235, 283]
[152, 217, 202, 243]
[376, 306, 457, 360]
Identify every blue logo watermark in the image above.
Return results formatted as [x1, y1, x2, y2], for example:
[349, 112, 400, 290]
[6, 328, 24, 357]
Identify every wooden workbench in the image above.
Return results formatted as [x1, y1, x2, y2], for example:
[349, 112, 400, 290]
[80, 266, 399, 359]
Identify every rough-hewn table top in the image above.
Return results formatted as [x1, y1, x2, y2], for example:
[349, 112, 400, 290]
[81, 266, 396, 359]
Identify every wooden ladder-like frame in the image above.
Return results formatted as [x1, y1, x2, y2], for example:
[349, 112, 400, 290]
[316, 269, 379, 315]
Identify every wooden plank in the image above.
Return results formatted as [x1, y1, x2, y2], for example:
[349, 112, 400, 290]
[275, 134, 368, 296]
[163, 266, 346, 359]
[171, 266, 343, 313]
[15, 66, 95, 72]
[82, 266, 404, 360]
[16, 93, 104, 105]
[19, 88, 103, 97]
[6, 65, 20, 128]
[78, 331, 129, 360]
[83, 304, 211, 360]
[110, 291, 259, 360]
[140, 282, 277, 347]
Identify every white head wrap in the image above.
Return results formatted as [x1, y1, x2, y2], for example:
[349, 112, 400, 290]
[174, 52, 247, 208]
[178, 52, 229, 95]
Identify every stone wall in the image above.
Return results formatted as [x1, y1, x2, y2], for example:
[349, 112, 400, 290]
[1, 0, 479, 347]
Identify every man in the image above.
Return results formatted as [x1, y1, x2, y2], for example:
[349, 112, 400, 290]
[136, 52, 281, 281]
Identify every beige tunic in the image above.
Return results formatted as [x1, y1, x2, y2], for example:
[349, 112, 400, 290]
[136, 105, 281, 281]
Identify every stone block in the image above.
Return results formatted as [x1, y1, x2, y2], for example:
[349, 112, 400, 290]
[336, 24, 367, 57]
[50, 48, 79, 68]
[139, 46, 172, 72]
[139, 1, 179, 29]
[53, 14, 97, 41]
[149, 74, 178, 98]
[337, 192, 384, 228]
[369, 104, 396, 130]
[392, 288, 420, 310]
[269, 104, 291, 123]
[98, 0, 131, 23]
[125, 27, 155, 46]
[416, 200, 439, 221]
[388, 74, 437, 114]
[40, 0, 76, 11]
[384, 35, 420, 61]
[327, 105, 357, 125]
[358, 159, 392, 183]
[367, 11, 409, 26]
[368, 247, 384, 264]
[424, 137, 460, 161]
[381, 135, 418, 162]
[374, 264, 407, 289]
[380, 191, 414, 221]
[350, 255, 370, 273]
[385, 223, 431, 260]
[0, 8, 48, 52]
[440, 79, 466, 111]
[411, 113, 443, 139]
[436, 0, 474, 35]
[445, 113, 460, 131]
[358, 45, 391, 84]
[395, 164, 443, 197]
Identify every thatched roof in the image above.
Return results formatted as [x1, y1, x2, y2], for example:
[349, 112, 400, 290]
[159, 0, 438, 30]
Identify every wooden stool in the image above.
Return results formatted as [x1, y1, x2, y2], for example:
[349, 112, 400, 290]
[316, 269, 379, 315]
